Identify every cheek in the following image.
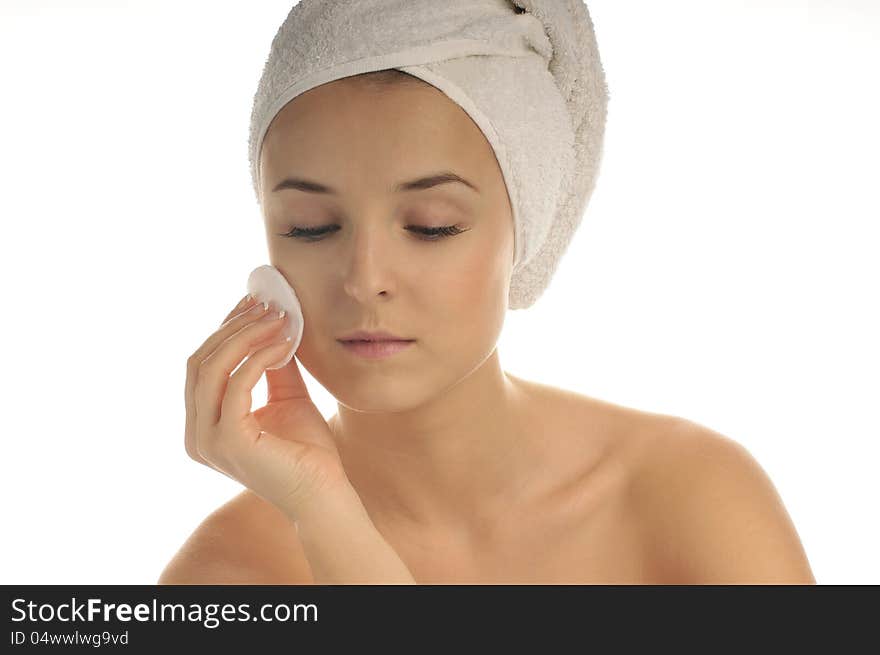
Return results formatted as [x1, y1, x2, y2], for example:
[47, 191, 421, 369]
[436, 246, 509, 328]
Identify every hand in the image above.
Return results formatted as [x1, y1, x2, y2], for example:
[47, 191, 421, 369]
[184, 293, 353, 522]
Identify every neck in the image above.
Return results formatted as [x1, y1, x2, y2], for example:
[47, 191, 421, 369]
[328, 350, 547, 539]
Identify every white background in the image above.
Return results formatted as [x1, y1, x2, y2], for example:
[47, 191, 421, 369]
[1, 0, 877, 584]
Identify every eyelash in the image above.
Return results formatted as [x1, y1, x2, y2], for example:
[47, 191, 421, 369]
[278, 224, 466, 242]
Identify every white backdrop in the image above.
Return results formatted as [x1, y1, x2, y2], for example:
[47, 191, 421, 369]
[1, 0, 877, 584]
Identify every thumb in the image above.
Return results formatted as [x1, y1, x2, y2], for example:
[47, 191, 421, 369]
[265, 349, 311, 404]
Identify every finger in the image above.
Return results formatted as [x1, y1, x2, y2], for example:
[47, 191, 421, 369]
[185, 299, 270, 461]
[219, 294, 260, 328]
[265, 334, 309, 404]
[188, 298, 268, 404]
[194, 313, 289, 426]
[220, 334, 294, 424]
[205, 300, 271, 362]
[224, 293, 254, 323]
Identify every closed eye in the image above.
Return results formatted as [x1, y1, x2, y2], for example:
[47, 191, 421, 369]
[278, 224, 467, 242]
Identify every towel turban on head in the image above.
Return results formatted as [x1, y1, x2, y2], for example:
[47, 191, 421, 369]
[248, 0, 610, 310]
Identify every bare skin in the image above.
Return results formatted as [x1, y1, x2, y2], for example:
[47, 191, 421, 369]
[159, 377, 817, 584]
[160, 381, 689, 584]
[324, 374, 648, 584]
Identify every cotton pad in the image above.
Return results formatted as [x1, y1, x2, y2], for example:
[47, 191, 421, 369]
[246, 264, 305, 370]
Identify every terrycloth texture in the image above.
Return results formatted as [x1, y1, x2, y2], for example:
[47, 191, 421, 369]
[248, 0, 609, 310]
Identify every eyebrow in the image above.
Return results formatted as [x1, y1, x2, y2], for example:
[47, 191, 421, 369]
[271, 171, 480, 195]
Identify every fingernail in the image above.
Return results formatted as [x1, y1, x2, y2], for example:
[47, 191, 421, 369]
[259, 308, 285, 321]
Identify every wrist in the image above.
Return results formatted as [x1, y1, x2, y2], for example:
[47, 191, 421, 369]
[285, 480, 365, 529]
[284, 483, 417, 584]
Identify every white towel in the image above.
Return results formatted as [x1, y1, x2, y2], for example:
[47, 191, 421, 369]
[248, 0, 609, 309]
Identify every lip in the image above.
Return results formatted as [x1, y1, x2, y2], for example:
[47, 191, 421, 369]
[338, 328, 413, 341]
[339, 339, 415, 359]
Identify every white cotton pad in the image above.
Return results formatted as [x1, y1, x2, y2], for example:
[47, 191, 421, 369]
[246, 264, 305, 370]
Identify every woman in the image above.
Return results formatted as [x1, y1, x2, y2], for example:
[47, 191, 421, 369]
[158, 1, 815, 585]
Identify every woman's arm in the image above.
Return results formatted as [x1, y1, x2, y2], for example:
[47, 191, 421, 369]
[290, 484, 417, 585]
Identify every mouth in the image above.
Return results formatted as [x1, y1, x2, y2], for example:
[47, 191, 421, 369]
[338, 339, 416, 359]
[338, 338, 415, 343]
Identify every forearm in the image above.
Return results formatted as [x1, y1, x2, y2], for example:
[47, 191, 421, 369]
[288, 485, 417, 585]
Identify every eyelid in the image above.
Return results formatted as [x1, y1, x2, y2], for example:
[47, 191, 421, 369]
[277, 223, 466, 240]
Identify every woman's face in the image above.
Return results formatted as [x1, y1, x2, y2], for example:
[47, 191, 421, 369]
[258, 75, 515, 411]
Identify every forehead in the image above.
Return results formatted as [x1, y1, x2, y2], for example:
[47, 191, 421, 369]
[260, 77, 496, 184]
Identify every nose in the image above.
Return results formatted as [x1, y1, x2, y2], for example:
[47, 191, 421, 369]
[340, 226, 397, 302]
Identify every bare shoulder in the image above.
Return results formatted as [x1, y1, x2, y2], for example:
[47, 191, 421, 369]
[523, 377, 816, 584]
[514, 375, 671, 469]
[626, 415, 817, 584]
[157, 490, 314, 585]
